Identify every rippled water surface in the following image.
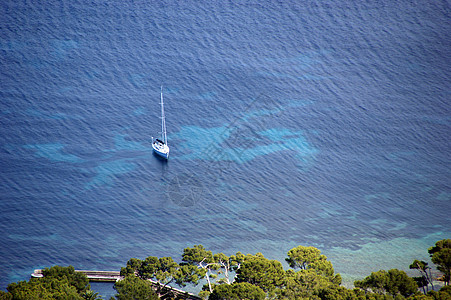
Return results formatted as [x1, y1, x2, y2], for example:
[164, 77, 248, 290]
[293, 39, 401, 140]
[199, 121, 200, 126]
[1, 0, 450, 295]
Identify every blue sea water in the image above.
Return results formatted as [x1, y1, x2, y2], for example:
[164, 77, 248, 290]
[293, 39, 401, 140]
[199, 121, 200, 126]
[1, 0, 450, 297]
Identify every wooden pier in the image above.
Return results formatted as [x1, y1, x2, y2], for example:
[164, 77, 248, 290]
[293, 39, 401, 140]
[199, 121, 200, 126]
[32, 269, 122, 282]
[32, 269, 202, 299]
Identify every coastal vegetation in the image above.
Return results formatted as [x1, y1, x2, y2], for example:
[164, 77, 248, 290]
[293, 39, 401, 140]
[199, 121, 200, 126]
[0, 265, 99, 299]
[1, 239, 450, 299]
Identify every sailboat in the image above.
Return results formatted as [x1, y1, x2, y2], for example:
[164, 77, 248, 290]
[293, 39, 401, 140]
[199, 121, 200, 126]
[152, 86, 170, 159]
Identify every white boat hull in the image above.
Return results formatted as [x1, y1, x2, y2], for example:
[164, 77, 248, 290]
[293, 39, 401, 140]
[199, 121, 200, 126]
[152, 141, 169, 159]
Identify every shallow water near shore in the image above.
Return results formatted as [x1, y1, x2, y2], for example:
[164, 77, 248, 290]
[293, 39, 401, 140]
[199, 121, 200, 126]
[1, 0, 450, 296]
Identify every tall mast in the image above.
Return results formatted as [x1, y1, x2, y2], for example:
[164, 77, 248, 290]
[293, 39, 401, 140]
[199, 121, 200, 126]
[160, 86, 167, 144]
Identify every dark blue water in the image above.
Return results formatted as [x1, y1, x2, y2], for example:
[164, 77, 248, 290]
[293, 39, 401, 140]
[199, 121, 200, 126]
[1, 0, 450, 297]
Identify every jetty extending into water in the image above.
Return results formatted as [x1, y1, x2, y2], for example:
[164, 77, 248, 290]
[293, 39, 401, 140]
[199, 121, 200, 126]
[31, 269, 201, 300]
[32, 269, 122, 282]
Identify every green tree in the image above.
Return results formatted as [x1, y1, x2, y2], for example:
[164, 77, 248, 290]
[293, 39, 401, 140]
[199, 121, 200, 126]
[113, 275, 159, 300]
[142, 256, 179, 285]
[286, 245, 342, 285]
[82, 289, 102, 300]
[0, 291, 12, 300]
[120, 258, 142, 277]
[355, 270, 388, 295]
[410, 260, 434, 293]
[354, 269, 417, 298]
[314, 284, 372, 300]
[427, 285, 451, 300]
[174, 263, 203, 288]
[121, 256, 201, 298]
[213, 252, 240, 285]
[234, 252, 285, 292]
[428, 239, 451, 285]
[208, 282, 266, 300]
[386, 269, 418, 297]
[286, 246, 323, 270]
[182, 245, 217, 293]
[42, 265, 90, 294]
[278, 269, 339, 299]
[4, 265, 91, 300]
[6, 277, 83, 299]
[412, 276, 429, 295]
[181, 245, 244, 291]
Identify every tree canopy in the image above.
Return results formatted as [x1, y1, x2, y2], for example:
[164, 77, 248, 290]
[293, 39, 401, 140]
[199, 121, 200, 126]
[41, 265, 90, 294]
[181, 245, 242, 293]
[278, 268, 335, 299]
[286, 246, 324, 270]
[182, 245, 215, 292]
[410, 260, 434, 293]
[3, 266, 91, 300]
[428, 239, 451, 285]
[234, 252, 285, 292]
[209, 282, 266, 300]
[6, 278, 82, 300]
[285, 245, 342, 285]
[112, 275, 159, 300]
[120, 255, 202, 298]
[4, 239, 451, 300]
[354, 269, 418, 298]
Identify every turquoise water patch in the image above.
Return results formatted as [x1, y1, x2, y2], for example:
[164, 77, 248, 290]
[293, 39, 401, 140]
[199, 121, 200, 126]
[199, 91, 217, 100]
[8, 233, 59, 242]
[387, 151, 415, 160]
[364, 192, 390, 202]
[255, 128, 318, 163]
[241, 104, 284, 121]
[286, 99, 315, 108]
[95, 236, 124, 258]
[83, 133, 150, 190]
[24, 143, 83, 163]
[257, 71, 328, 81]
[112, 134, 150, 152]
[172, 125, 317, 165]
[25, 109, 43, 117]
[224, 127, 318, 164]
[85, 159, 136, 189]
[128, 73, 147, 87]
[223, 199, 259, 213]
[133, 107, 147, 116]
[368, 218, 406, 231]
[50, 112, 83, 120]
[436, 192, 451, 201]
[422, 115, 451, 126]
[51, 39, 78, 59]
[239, 98, 315, 125]
[237, 219, 268, 234]
[259, 50, 331, 81]
[163, 86, 180, 94]
[326, 232, 450, 288]
[170, 125, 232, 160]
[0, 39, 27, 51]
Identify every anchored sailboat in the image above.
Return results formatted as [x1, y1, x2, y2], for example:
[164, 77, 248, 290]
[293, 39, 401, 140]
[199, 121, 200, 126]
[152, 87, 170, 159]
